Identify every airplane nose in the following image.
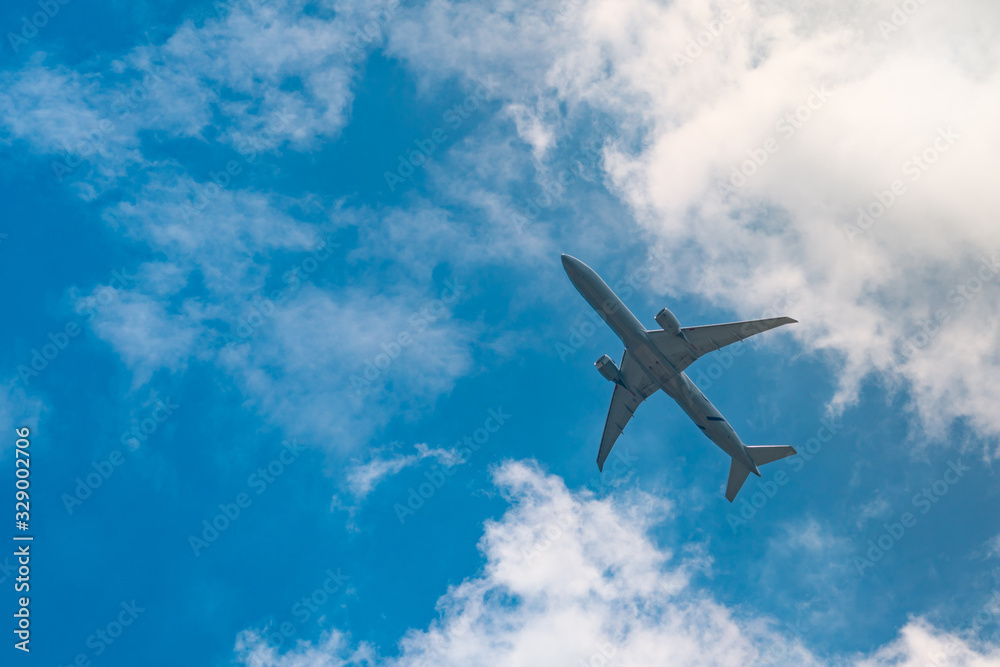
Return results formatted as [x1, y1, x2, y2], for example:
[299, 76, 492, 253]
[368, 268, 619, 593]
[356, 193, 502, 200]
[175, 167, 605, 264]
[561, 254, 577, 274]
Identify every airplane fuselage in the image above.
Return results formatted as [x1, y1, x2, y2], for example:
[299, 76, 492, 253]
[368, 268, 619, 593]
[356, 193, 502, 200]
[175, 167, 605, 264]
[562, 255, 761, 475]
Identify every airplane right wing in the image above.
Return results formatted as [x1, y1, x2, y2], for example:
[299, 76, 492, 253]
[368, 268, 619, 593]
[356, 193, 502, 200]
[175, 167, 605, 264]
[683, 317, 798, 354]
[648, 317, 797, 372]
[597, 350, 659, 471]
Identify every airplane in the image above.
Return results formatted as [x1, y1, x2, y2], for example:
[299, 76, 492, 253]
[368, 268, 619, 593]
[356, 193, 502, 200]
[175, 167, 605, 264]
[561, 253, 799, 502]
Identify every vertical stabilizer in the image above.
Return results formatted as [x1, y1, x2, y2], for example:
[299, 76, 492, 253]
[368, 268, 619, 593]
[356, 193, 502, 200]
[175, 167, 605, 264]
[726, 445, 798, 501]
[725, 459, 752, 502]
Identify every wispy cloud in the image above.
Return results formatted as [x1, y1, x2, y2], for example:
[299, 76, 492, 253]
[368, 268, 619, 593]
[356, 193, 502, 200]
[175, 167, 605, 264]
[344, 443, 463, 500]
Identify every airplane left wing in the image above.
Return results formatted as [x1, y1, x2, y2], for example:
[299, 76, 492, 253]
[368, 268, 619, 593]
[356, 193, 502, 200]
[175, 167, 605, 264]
[597, 350, 658, 471]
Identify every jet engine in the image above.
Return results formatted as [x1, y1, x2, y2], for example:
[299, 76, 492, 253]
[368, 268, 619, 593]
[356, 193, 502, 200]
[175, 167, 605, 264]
[655, 307, 682, 335]
[594, 354, 621, 383]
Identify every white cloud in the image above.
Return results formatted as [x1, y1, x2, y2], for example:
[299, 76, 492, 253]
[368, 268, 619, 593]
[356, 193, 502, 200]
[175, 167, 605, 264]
[385, 0, 1000, 446]
[102, 168, 320, 298]
[79, 287, 206, 387]
[134, 0, 363, 150]
[0, 0, 374, 198]
[854, 619, 1000, 667]
[0, 0, 487, 457]
[218, 282, 476, 450]
[344, 443, 464, 500]
[0, 381, 45, 459]
[234, 460, 1000, 666]
[0, 56, 144, 196]
[855, 494, 892, 530]
[986, 534, 1000, 560]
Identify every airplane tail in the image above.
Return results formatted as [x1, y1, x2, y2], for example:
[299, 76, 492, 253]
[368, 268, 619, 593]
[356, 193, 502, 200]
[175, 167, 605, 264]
[725, 445, 797, 502]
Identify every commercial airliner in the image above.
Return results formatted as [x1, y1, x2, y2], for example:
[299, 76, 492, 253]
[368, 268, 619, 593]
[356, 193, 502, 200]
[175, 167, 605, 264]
[561, 254, 798, 502]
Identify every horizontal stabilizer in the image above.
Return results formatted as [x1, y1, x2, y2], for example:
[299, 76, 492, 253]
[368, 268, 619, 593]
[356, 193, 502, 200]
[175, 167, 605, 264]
[746, 445, 797, 467]
[725, 459, 752, 503]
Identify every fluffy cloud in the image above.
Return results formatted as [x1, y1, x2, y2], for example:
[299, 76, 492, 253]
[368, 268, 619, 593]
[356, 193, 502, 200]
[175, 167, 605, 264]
[386, 0, 1000, 443]
[234, 461, 1000, 666]
[854, 620, 1000, 667]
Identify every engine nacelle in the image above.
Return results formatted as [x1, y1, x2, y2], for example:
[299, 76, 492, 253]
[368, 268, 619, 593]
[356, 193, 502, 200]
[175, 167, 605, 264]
[594, 354, 621, 383]
[655, 307, 682, 335]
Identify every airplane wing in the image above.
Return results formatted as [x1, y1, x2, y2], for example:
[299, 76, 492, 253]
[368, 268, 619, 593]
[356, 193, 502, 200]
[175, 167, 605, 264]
[597, 350, 659, 471]
[647, 317, 797, 372]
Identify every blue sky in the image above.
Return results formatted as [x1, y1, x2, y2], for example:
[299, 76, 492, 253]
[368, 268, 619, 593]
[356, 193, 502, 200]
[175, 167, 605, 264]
[3, 0, 1000, 665]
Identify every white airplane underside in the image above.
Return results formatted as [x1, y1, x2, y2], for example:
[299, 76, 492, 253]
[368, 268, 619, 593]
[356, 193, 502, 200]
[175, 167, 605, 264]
[561, 254, 799, 502]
